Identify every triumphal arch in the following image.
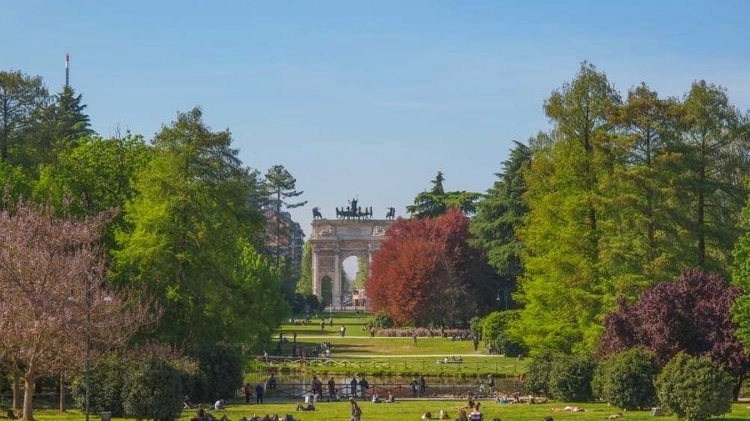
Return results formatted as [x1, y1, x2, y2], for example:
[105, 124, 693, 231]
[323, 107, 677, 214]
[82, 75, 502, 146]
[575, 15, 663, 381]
[309, 199, 396, 305]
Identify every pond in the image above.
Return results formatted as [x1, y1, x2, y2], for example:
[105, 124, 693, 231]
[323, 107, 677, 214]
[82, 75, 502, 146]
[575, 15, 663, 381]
[244, 374, 525, 400]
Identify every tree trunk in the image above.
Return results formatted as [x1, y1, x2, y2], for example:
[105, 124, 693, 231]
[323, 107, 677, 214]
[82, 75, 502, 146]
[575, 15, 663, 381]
[22, 367, 35, 421]
[59, 372, 65, 412]
[12, 372, 20, 412]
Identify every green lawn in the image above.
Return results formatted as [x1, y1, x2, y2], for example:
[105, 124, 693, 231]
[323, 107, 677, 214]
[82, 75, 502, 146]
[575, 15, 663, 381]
[32, 401, 750, 421]
[259, 311, 527, 377]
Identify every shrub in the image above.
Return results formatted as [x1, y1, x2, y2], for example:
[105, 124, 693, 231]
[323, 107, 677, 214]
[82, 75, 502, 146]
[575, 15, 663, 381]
[523, 350, 557, 396]
[655, 353, 733, 421]
[122, 357, 183, 421]
[592, 347, 659, 410]
[482, 311, 527, 357]
[71, 354, 128, 416]
[190, 343, 243, 403]
[548, 353, 595, 401]
[373, 311, 394, 329]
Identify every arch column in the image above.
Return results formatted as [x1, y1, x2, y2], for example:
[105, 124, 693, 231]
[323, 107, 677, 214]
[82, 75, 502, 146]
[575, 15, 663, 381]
[312, 249, 320, 296]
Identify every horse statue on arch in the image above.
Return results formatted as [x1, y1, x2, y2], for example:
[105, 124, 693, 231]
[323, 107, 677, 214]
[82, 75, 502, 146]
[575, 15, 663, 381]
[385, 207, 395, 220]
[312, 207, 323, 220]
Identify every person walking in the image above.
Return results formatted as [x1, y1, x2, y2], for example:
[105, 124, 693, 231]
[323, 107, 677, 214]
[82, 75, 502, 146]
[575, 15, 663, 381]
[328, 378, 337, 400]
[244, 383, 253, 403]
[255, 382, 265, 404]
[349, 397, 362, 421]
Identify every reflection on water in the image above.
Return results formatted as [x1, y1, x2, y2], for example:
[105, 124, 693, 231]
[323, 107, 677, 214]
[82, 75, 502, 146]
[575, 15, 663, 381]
[245, 374, 523, 400]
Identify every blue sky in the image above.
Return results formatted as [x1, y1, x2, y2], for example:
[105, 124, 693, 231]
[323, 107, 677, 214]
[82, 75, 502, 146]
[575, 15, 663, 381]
[3, 1, 750, 240]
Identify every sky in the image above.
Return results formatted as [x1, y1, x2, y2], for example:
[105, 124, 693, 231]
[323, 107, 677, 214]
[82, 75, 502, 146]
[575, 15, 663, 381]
[3, 1, 750, 241]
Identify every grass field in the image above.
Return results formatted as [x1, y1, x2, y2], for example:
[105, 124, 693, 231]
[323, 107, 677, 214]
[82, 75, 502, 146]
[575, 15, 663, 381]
[254, 311, 528, 377]
[28, 400, 750, 421]
[18, 309, 750, 421]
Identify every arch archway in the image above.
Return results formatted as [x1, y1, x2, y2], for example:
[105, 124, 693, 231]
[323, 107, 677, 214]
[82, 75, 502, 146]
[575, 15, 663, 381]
[310, 218, 394, 307]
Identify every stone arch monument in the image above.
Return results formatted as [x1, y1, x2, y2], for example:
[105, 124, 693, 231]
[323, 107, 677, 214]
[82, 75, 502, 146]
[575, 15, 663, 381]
[310, 200, 395, 307]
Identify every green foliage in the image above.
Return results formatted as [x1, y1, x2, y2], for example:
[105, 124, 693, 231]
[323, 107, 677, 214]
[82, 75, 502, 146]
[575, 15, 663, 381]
[190, 343, 243, 403]
[592, 348, 659, 410]
[655, 353, 733, 421]
[373, 311, 394, 329]
[514, 63, 622, 353]
[523, 350, 557, 397]
[296, 241, 313, 295]
[470, 141, 530, 309]
[407, 171, 480, 218]
[0, 70, 48, 165]
[113, 108, 269, 349]
[482, 311, 527, 357]
[321, 276, 333, 307]
[71, 355, 128, 416]
[122, 357, 184, 421]
[547, 353, 596, 402]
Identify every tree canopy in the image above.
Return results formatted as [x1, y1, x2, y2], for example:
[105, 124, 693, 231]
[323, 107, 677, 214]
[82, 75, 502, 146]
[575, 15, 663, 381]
[598, 269, 749, 394]
[368, 208, 495, 326]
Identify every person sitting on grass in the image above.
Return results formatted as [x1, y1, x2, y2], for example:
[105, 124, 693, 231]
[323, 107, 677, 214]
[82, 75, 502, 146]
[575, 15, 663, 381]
[371, 392, 381, 403]
[295, 402, 315, 411]
[469, 404, 483, 421]
[384, 391, 395, 403]
[455, 409, 468, 421]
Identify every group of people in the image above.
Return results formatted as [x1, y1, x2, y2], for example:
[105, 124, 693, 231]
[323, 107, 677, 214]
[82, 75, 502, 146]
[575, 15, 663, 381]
[410, 376, 427, 397]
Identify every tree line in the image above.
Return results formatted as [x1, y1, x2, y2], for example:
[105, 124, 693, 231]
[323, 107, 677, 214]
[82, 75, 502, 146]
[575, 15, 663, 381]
[0, 70, 313, 420]
[368, 61, 750, 366]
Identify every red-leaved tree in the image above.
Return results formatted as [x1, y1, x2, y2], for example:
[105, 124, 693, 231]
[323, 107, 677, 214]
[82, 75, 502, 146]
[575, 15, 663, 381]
[368, 208, 495, 326]
[0, 201, 155, 420]
[597, 268, 750, 396]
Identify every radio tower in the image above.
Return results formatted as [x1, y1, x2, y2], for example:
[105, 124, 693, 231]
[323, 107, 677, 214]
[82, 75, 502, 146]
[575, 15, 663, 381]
[65, 53, 70, 87]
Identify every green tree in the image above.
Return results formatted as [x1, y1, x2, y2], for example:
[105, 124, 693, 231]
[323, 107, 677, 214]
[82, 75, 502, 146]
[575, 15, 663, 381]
[407, 171, 480, 218]
[353, 258, 368, 289]
[263, 165, 306, 263]
[604, 84, 685, 294]
[113, 108, 268, 349]
[0, 71, 48, 164]
[513, 62, 622, 352]
[470, 140, 531, 309]
[675, 81, 748, 275]
[296, 241, 313, 295]
[25, 85, 94, 166]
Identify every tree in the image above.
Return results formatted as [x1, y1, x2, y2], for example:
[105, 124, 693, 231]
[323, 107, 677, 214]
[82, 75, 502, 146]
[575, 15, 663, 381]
[113, 108, 270, 350]
[296, 241, 313, 295]
[0, 201, 153, 420]
[597, 269, 750, 396]
[263, 165, 306, 264]
[0, 71, 48, 163]
[470, 140, 531, 309]
[604, 84, 686, 293]
[353, 258, 368, 290]
[407, 171, 480, 218]
[513, 62, 622, 352]
[368, 209, 495, 326]
[24, 85, 95, 167]
[675, 81, 748, 275]
[655, 353, 733, 421]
